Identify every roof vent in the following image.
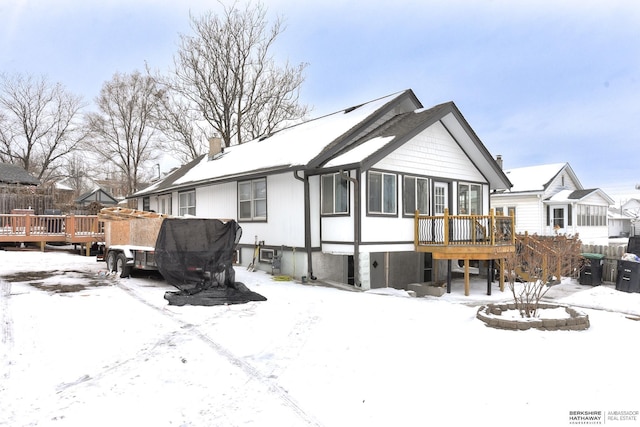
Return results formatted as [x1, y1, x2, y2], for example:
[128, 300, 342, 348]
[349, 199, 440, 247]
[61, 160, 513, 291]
[344, 103, 363, 114]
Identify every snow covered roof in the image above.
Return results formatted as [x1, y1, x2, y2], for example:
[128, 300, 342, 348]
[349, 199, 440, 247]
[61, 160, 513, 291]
[502, 163, 567, 192]
[545, 188, 614, 205]
[324, 102, 512, 190]
[132, 90, 512, 197]
[55, 181, 74, 191]
[133, 90, 421, 197]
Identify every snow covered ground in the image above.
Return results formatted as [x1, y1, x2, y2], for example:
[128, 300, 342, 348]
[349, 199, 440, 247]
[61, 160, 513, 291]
[2, 247, 640, 427]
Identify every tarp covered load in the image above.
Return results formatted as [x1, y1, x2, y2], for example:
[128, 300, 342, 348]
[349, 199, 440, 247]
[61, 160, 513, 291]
[155, 218, 266, 306]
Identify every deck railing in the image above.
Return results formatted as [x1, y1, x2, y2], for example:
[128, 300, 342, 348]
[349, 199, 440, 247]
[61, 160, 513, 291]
[414, 208, 515, 247]
[0, 213, 104, 244]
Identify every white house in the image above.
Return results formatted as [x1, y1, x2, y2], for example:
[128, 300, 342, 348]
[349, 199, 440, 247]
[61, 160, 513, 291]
[131, 90, 512, 290]
[608, 207, 633, 238]
[619, 198, 640, 236]
[490, 162, 614, 243]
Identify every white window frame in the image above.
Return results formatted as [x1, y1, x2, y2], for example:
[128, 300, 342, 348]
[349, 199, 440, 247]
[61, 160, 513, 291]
[238, 178, 267, 221]
[403, 175, 430, 216]
[433, 182, 448, 215]
[178, 190, 196, 216]
[368, 171, 397, 215]
[321, 172, 349, 215]
[458, 182, 482, 215]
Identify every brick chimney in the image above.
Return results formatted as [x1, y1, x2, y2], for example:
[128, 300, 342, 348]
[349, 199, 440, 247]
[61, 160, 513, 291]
[208, 136, 223, 160]
[496, 155, 503, 169]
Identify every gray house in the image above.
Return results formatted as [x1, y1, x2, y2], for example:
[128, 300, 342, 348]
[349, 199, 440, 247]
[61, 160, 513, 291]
[0, 162, 42, 214]
[0, 163, 40, 187]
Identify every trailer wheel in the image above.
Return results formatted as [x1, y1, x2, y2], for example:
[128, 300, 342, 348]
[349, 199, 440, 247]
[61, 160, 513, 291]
[116, 253, 132, 278]
[106, 251, 118, 273]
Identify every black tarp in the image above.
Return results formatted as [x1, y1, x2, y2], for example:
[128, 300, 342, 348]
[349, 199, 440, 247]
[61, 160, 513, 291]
[155, 218, 266, 306]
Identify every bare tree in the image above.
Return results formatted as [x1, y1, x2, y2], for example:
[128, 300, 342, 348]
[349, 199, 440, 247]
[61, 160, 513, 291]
[0, 73, 86, 183]
[152, 86, 208, 164]
[86, 71, 161, 195]
[60, 154, 91, 199]
[168, 1, 309, 149]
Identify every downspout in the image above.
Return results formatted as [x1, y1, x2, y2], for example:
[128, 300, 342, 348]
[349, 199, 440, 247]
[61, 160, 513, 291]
[294, 170, 316, 280]
[340, 169, 360, 287]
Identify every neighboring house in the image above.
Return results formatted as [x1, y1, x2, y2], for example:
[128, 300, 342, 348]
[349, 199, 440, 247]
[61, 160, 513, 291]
[0, 163, 42, 214]
[131, 89, 512, 290]
[75, 187, 119, 209]
[490, 162, 614, 242]
[0, 163, 40, 187]
[608, 207, 633, 238]
[620, 198, 640, 236]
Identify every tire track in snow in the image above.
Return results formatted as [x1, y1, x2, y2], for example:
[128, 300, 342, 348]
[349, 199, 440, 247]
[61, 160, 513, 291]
[1, 280, 13, 347]
[1, 280, 14, 382]
[115, 281, 324, 427]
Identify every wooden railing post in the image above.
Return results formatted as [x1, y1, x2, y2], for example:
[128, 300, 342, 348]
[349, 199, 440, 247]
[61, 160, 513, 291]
[25, 214, 31, 237]
[67, 215, 75, 240]
[443, 208, 450, 246]
[490, 208, 495, 246]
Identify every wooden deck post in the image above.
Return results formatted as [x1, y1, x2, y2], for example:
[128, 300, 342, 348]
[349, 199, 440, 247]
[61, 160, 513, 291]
[464, 258, 470, 296]
[499, 258, 505, 292]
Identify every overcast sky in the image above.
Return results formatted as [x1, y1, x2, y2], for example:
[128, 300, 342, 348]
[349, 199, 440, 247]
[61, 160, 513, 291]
[2, 0, 639, 202]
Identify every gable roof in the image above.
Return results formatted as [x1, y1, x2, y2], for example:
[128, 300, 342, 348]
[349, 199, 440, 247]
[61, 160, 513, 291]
[0, 163, 40, 186]
[76, 187, 118, 205]
[131, 90, 511, 197]
[324, 102, 512, 189]
[501, 163, 580, 193]
[545, 188, 614, 205]
[133, 90, 421, 197]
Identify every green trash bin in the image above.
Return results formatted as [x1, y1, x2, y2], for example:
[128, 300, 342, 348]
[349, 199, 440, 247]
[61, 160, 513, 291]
[580, 253, 604, 285]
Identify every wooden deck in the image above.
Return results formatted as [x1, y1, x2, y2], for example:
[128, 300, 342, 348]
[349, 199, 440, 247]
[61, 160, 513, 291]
[414, 209, 516, 295]
[0, 213, 104, 254]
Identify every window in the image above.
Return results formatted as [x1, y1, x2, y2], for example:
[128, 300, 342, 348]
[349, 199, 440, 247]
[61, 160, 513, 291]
[238, 178, 267, 221]
[178, 190, 196, 216]
[403, 176, 429, 215]
[368, 171, 396, 215]
[495, 207, 504, 216]
[159, 195, 172, 215]
[142, 197, 150, 212]
[458, 183, 481, 215]
[321, 173, 349, 215]
[577, 205, 607, 227]
[433, 182, 448, 215]
[553, 208, 564, 228]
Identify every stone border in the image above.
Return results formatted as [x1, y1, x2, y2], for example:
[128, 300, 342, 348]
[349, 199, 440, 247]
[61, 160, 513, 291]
[476, 303, 590, 331]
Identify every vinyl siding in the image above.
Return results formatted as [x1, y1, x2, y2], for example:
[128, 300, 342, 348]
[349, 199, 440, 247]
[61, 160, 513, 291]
[373, 121, 486, 182]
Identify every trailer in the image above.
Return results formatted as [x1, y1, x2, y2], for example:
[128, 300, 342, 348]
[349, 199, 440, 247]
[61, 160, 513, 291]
[98, 207, 266, 306]
[98, 207, 167, 278]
